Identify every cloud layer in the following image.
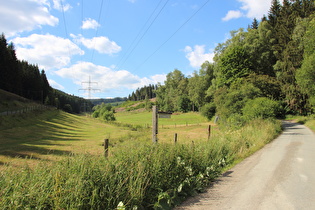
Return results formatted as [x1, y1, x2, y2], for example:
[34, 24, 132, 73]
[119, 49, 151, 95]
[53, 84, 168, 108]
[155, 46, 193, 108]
[0, 0, 58, 37]
[72, 35, 122, 54]
[12, 34, 84, 70]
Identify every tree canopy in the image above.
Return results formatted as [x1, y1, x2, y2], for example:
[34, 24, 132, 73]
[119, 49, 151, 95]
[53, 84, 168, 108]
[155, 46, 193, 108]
[155, 0, 315, 125]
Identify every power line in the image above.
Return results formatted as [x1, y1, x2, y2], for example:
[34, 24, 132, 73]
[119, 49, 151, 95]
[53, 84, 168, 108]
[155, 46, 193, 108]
[117, 0, 169, 69]
[135, 0, 212, 71]
[91, 0, 105, 62]
[60, 0, 71, 57]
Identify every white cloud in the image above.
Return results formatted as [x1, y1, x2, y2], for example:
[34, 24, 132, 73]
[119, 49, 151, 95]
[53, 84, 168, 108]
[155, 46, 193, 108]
[184, 45, 215, 68]
[81, 18, 101, 30]
[239, 0, 272, 19]
[52, 0, 72, 12]
[12, 34, 84, 70]
[48, 79, 64, 90]
[54, 62, 165, 95]
[223, 0, 272, 21]
[0, 0, 58, 37]
[222, 10, 243, 21]
[73, 35, 121, 54]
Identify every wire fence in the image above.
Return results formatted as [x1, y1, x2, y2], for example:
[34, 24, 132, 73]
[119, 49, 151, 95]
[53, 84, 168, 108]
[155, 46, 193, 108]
[0, 105, 49, 116]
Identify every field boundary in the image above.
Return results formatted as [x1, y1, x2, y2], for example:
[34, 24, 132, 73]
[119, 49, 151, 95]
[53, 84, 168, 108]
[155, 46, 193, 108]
[0, 105, 50, 116]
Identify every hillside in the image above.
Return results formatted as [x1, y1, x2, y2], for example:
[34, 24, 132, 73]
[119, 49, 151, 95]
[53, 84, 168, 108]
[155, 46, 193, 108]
[0, 89, 40, 113]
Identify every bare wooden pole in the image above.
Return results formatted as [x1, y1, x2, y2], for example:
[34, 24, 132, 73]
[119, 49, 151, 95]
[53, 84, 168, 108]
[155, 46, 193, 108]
[104, 139, 109, 158]
[152, 106, 158, 143]
[208, 125, 211, 140]
[174, 133, 178, 144]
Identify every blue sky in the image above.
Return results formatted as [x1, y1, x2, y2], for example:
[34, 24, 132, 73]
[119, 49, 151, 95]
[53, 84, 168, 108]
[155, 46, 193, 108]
[1, 0, 272, 98]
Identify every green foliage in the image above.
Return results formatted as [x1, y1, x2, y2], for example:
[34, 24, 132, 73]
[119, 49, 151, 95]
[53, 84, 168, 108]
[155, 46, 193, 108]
[63, 104, 73, 113]
[243, 97, 282, 120]
[245, 74, 282, 100]
[128, 84, 157, 101]
[214, 80, 261, 120]
[188, 61, 214, 110]
[217, 45, 253, 87]
[200, 102, 216, 120]
[296, 15, 315, 112]
[177, 95, 191, 113]
[156, 69, 189, 112]
[92, 103, 116, 121]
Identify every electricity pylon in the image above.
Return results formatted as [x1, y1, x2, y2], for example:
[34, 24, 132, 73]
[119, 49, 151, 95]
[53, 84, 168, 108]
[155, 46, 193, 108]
[79, 76, 100, 112]
[79, 75, 100, 99]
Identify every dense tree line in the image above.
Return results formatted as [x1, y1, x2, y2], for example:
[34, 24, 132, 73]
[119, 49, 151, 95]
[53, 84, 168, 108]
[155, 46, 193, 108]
[128, 84, 157, 101]
[0, 34, 92, 113]
[90, 97, 127, 106]
[156, 0, 315, 125]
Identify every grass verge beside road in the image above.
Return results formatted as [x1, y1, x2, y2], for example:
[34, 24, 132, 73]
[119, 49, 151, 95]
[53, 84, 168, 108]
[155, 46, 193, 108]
[0, 110, 282, 209]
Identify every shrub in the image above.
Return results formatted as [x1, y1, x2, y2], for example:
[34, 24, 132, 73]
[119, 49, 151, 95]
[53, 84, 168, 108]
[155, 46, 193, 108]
[200, 103, 216, 120]
[243, 97, 281, 120]
[101, 111, 116, 121]
[63, 104, 73, 113]
[92, 103, 116, 121]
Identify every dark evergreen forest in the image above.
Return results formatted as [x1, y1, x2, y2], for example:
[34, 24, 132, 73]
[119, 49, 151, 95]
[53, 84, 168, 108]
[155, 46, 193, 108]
[127, 84, 158, 101]
[0, 34, 92, 113]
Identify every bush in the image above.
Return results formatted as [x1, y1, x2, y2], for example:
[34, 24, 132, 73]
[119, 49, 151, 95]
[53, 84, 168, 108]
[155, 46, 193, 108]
[63, 104, 73, 113]
[243, 97, 281, 120]
[200, 103, 216, 120]
[92, 103, 116, 121]
[101, 111, 116, 121]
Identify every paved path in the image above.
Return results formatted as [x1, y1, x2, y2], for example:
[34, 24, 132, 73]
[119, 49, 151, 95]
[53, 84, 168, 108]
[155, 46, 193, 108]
[176, 121, 315, 210]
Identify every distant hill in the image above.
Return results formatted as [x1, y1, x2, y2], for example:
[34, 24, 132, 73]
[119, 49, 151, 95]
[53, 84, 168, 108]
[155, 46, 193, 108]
[89, 97, 127, 106]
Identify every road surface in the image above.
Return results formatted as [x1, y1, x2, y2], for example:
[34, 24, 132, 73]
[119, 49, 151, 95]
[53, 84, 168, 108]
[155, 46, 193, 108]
[176, 121, 315, 210]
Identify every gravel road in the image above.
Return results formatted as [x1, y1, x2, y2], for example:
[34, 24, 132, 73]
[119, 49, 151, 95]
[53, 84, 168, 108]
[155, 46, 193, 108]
[176, 121, 315, 210]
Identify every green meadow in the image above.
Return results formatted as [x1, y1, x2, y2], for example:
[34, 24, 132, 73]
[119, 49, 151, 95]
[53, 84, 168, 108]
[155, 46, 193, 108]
[0, 109, 282, 209]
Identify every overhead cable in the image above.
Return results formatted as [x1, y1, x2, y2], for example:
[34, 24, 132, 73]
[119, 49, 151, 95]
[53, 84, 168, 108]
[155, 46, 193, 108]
[117, 0, 170, 69]
[135, 0, 211, 71]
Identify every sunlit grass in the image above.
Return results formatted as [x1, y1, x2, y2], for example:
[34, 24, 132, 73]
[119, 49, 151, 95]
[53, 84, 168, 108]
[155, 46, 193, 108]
[0, 109, 282, 209]
[0, 110, 143, 168]
[116, 111, 209, 127]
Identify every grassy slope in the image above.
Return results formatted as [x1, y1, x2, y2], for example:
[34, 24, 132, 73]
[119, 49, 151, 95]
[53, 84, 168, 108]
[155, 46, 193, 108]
[0, 110, 143, 168]
[0, 89, 39, 112]
[0, 108, 213, 168]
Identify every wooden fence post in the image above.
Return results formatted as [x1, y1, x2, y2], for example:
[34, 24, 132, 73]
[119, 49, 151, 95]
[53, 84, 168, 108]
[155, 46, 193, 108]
[104, 139, 109, 158]
[152, 106, 158, 143]
[208, 125, 211, 140]
[174, 133, 178, 144]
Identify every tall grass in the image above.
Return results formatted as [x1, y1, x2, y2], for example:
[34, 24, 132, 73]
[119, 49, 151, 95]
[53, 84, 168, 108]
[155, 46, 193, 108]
[0, 119, 281, 209]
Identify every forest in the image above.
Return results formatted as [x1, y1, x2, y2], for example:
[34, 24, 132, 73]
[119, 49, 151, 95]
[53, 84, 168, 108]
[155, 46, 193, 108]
[127, 84, 158, 101]
[0, 34, 92, 113]
[155, 0, 315, 126]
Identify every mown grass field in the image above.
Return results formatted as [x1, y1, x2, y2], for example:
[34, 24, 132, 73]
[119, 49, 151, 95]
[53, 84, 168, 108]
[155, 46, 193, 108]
[0, 109, 282, 209]
[0, 110, 211, 168]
